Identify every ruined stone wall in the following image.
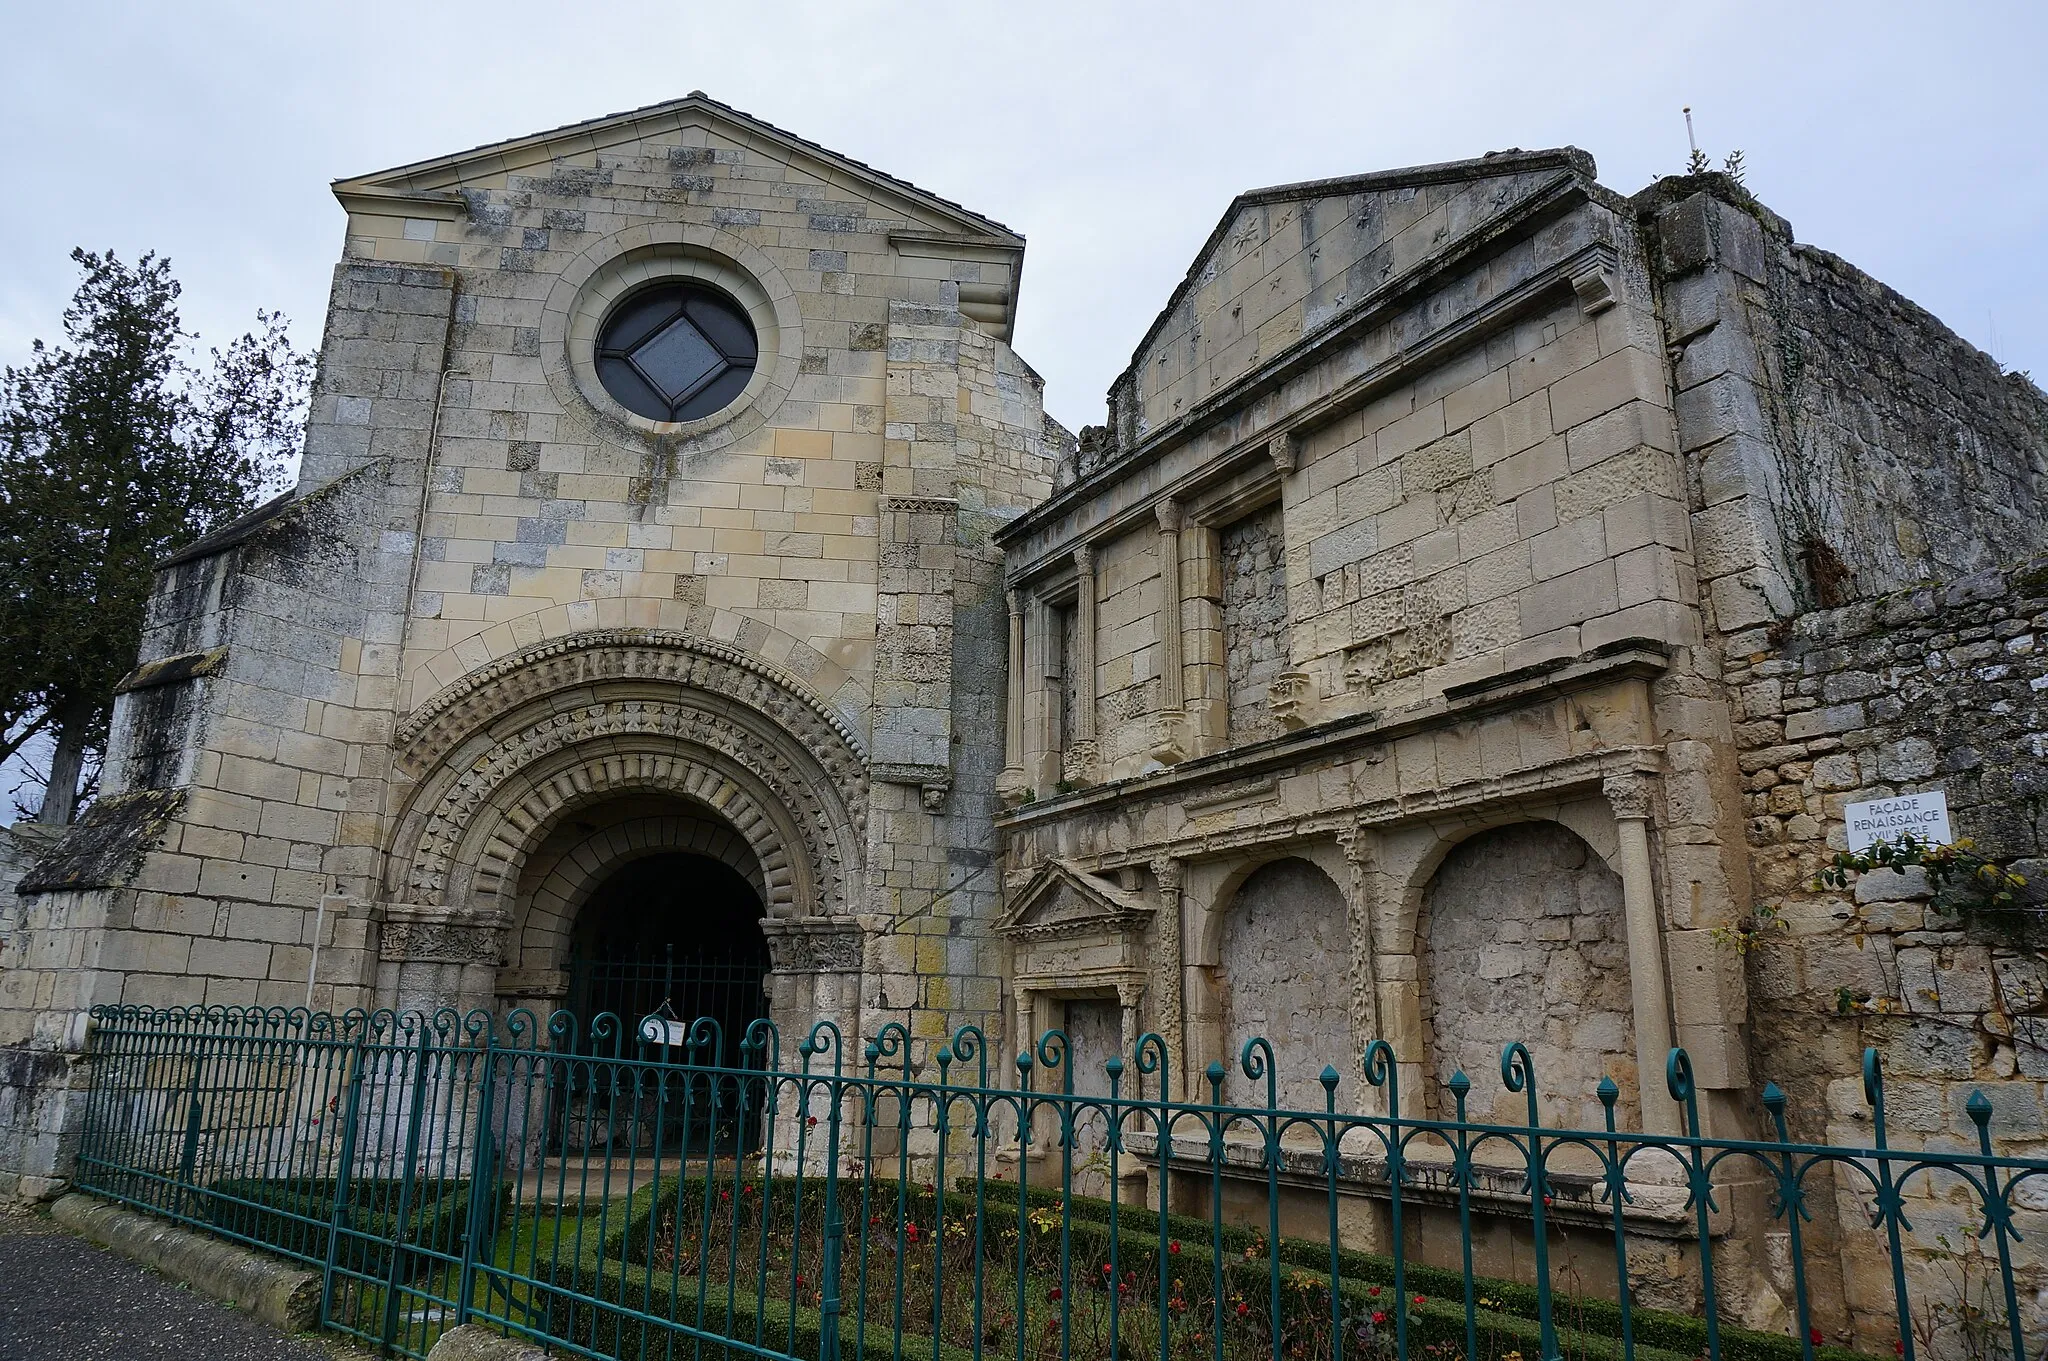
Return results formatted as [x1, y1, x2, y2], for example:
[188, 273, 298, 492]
[1654, 176, 2048, 638]
[1771, 244, 2048, 596]
[1419, 822, 1637, 1128]
[1732, 554, 2048, 1346]
[1219, 505, 1287, 743]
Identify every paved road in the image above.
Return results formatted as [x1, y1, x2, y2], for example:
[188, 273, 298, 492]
[0, 1204, 365, 1361]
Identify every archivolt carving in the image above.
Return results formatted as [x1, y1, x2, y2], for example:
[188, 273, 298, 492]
[396, 629, 867, 810]
[398, 699, 856, 917]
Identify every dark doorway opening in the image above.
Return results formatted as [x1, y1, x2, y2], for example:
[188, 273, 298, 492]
[557, 852, 770, 1154]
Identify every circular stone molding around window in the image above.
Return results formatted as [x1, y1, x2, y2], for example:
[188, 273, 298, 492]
[542, 225, 802, 450]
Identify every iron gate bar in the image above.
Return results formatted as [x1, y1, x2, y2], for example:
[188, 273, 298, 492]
[72, 1003, 2048, 1361]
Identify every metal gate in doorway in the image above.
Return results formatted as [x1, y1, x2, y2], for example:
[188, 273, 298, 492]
[553, 941, 768, 1156]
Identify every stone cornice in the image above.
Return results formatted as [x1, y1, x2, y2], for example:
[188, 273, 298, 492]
[996, 645, 1670, 836]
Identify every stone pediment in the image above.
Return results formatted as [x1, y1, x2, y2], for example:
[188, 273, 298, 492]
[996, 860, 1151, 941]
[330, 91, 1022, 248]
[1121, 149, 1594, 436]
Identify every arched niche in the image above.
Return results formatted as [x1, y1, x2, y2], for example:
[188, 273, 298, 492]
[1210, 856, 1354, 1114]
[1416, 820, 1638, 1129]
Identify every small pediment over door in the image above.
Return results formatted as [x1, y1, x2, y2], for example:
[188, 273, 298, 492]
[996, 860, 1151, 942]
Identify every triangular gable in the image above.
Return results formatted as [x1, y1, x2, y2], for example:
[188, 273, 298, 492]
[1117, 148, 1594, 436]
[996, 860, 1152, 938]
[331, 91, 1023, 247]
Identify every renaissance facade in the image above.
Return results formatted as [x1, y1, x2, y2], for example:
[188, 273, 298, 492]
[4, 97, 2046, 1344]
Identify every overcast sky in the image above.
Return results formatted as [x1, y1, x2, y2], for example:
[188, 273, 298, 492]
[2, 0, 2043, 440]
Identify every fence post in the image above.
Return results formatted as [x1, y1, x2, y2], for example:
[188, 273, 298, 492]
[455, 1029, 497, 1327]
[321, 1031, 368, 1329]
[175, 1033, 208, 1215]
[381, 1024, 436, 1352]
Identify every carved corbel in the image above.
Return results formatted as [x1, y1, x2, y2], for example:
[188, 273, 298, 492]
[1571, 247, 1620, 316]
[1267, 670, 1318, 731]
[1267, 430, 1296, 476]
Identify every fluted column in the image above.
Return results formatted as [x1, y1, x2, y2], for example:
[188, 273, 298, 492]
[997, 589, 1028, 805]
[1150, 856, 1186, 1100]
[1606, 771, 1680, 1134]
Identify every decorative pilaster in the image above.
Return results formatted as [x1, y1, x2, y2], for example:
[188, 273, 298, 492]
[1335, 823, 1384, 1088]
[1151, 500, 1187, 764]
[997, 589, 1029, 806]
[1067, 546, 1099, 783]
[1605, 771, 1680, 1134]
[1149, 856, 1185, 1099]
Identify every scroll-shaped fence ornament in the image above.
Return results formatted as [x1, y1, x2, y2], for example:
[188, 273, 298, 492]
[71, 1004, 2048, 1361]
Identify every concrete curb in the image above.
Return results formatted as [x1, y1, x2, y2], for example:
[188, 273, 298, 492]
[425, 1323, 553, 1361]
[50, 1192, 321, 1334]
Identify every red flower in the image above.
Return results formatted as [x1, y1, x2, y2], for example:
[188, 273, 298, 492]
[806, 1115, 818, 1127]
[1169, 1241, 1181, 1255]
[1894, 1344, 1905, 1357]
[1810, 1329, 1826, 1346]
[1102, 1262, 1113, 1274]
[1414, 1295, 1426, 1305]
[1236, 1303, 1249, 1318]
[1368, 1286, 1380, 1297]
[795, 1274, 805, 1286]
[1047, 1287, 1062, 1302]
[1372, 1311, 1386, 1325]
[905, 1223, 920, 1242]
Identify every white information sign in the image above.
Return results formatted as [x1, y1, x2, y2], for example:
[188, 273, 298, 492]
[639, 1015, 688, 1047]
[1844, 791, 1952, 852]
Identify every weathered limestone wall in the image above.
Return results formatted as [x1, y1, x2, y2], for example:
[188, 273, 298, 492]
[1419, 822, 1636, 1128]
[1729, 553, 2048, 1347]
[0, 98, 1058, 1194]
[1120, 157, 1602, 442]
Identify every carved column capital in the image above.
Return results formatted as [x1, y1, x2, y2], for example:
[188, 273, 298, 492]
[1154, 498, 1182, 533]
[1603, 771, 1656, 822]
[1149, 856, 1183, 895]
[1073, 544, 1094, 575]
[1005, 587, 1024, 619]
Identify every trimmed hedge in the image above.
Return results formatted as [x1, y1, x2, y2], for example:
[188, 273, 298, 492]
[208, 1175, 505, 1282]
[974, 1178, 1878, 1361]
[497, 1187, 979, 1361]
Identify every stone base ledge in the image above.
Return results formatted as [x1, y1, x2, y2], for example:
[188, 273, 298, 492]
[428, 1323, 554, 1361]
[50, 1192, 319, 1334]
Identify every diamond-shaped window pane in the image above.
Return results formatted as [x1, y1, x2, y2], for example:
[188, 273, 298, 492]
[631, 315, 725, 403]
[596, 283, 758, 422]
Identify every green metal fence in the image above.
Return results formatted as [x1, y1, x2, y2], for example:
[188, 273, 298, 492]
[74, 1004, 2048, 1361]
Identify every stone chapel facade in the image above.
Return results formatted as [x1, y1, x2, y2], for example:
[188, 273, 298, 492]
[4, 97, 2047, 1343]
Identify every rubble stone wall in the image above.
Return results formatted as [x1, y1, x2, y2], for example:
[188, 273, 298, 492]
[1732, 553, 2048, 1345]
[1220, 506, 1288, 744]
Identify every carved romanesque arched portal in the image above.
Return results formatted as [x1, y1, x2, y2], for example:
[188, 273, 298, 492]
[378, 631, 870, 1013]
